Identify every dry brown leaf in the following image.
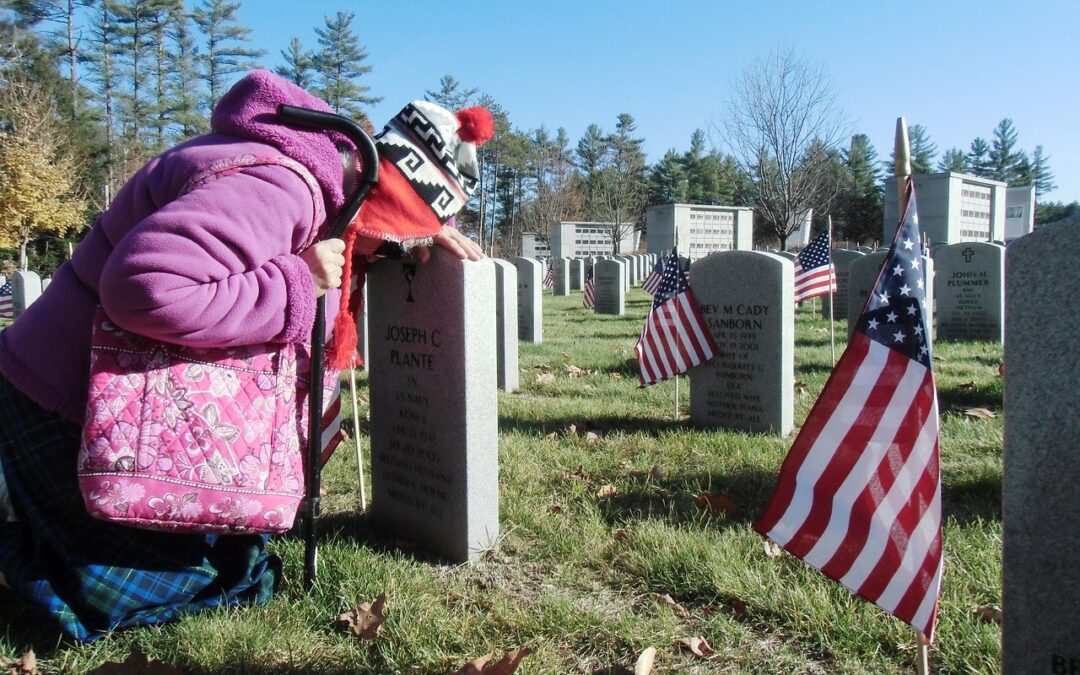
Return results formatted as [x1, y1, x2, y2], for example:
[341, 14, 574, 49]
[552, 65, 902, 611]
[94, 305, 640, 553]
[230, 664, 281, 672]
[534, 363, 553, 373]
[957, 380, 976, 390]
[535, 372, 556, 385]
[2, 650, 37, 675]
[963, 407, 996, 419]
[565, 364, 595, 378]
[634, 647, 657, 675]
[693, 492, 739, 518]
[543, 431, 558, 440]
[932, 355, 944, 361]
[678, 636, 716, 658]
[651, 592, 692, 620]
[335, 594, 387, 639]
[730, 598, 748, 615]
[610, 372, 624, 380]
[597, 484, 618, 498]
[566, 423, 578, 436]
[453, 648, 534, 675]
[972, 604, 1002, 624]
[560, 352, 571, 362]
[86, 652, 186, 675]
[612, 529, 629, 541]
[763, 540, 783, 558]
[584, 431, 601, 444]
[794, 379, 808, 394]
[548, 504, 563, 514]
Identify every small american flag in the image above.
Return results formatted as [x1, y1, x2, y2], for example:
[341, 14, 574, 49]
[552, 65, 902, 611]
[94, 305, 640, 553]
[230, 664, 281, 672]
[543, 261, 554, 290]
[0, 280, 12, 319]
[635, 249, 718, 387]
[583, 269, 595, 308]
[643, 257, 664, 295]
[793, 231, 838, 303]
[318, 380, 345, 468]
[755, 178, 941, 640]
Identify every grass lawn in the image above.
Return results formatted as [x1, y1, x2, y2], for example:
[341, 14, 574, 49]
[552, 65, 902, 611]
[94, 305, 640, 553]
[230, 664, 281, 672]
[0, 289, 1003, 673]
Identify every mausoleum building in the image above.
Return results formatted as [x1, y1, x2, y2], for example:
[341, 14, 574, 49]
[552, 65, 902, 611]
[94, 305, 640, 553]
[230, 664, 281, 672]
[884, 172, 1007, 244]
[645, 203, 754, 262]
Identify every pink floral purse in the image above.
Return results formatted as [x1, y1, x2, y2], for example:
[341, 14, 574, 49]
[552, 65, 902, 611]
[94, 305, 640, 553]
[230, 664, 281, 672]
[77, 308, 335, 534]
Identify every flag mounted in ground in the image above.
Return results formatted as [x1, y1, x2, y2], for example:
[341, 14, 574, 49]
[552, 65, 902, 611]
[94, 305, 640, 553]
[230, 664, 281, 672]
[0, 280, 12, 319]
[318, 380, 345, 467]
[643, 256, 664, 295]
[543, 262, 554, 290]
[754, 178, 942, 641]
[583, 269, 595, 308]
[793, 231, 837, 303]
[634, 249, 718, 387]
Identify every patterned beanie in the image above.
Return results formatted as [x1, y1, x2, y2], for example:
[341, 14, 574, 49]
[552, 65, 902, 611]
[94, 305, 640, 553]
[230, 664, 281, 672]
[327, 100, 495, 370]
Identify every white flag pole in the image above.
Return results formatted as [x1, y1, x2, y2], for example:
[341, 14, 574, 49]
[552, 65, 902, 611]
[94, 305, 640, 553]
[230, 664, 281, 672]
[349, 365, 366, 511]
[894, 115, 930, 675]
[827, 215, 836, 366]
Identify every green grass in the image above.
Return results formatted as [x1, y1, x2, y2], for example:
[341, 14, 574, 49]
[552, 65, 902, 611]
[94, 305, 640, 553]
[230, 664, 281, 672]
[0, 291, 1002, 674]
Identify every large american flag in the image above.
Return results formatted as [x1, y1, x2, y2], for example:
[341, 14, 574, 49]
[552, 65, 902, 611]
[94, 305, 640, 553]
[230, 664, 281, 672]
[635, 249, 718, 387]
[754, 178, 941, 640]
[583, 269, 595, 309]
[793, 231, 837, 303]
[642, 256, 664, 295]
[0, 280, 12, 319]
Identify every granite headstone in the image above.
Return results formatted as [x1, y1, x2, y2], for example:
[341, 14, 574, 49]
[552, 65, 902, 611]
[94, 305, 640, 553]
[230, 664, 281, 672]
[510, 257, 542, 343]
[593, 259, 625, 315]
[491, 258, 520, 392]
[933, 242, 1004, 343]
[11, 270, 42, 318]
[821, 249, 864, 322]
[846, 252, 888, 337]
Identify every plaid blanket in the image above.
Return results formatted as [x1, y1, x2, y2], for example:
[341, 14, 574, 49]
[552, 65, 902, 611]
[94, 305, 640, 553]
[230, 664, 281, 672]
[0, 375, 280, 641]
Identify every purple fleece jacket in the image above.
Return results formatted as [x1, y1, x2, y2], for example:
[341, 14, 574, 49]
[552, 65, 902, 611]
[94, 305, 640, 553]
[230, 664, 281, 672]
[0, 70, 352, 423]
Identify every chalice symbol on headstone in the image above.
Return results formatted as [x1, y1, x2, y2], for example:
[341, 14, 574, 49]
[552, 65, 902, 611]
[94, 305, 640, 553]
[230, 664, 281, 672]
[402, 262, 417, 302]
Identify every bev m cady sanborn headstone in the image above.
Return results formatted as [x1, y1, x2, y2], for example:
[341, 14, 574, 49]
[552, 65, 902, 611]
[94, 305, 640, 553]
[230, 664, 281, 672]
[933, 242, 1004, 343]
[690, 251, 793, 435]
[1003, 222, 1080, 673]
[367, 250, 499, 562]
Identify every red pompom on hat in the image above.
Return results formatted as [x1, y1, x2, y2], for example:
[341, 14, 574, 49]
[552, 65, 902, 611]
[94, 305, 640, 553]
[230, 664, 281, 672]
[326, 100, 493, 370]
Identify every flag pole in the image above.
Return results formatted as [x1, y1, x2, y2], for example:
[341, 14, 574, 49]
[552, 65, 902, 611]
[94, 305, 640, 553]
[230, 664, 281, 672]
[349, 365, 366, 511]
[827, 215, 836, 366]
[894, 115, 929, 675]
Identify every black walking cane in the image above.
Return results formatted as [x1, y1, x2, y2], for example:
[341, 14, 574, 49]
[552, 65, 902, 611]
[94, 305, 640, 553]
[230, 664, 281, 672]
[276, 104, 379, 589]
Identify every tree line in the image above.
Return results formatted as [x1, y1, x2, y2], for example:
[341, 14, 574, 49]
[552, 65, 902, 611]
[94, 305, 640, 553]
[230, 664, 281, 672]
[0, 4, 1071, 272]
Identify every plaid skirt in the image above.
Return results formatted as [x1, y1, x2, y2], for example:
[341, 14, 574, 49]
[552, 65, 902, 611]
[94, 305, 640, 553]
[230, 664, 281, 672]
[0, 374, 280, 641]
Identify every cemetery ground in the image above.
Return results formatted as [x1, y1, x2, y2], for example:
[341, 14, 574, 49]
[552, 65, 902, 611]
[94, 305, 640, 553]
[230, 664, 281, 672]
[0, 291, 1002, 674]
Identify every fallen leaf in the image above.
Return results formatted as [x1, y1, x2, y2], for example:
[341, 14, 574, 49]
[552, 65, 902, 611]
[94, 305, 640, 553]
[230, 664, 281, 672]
[584, 431, 601, 444]
[86, 652, 186, 674]
[730, 598, 748, 615]
[932, 355, 944, 362]
[651, 592, 692, 620]
[566, 423, 578, 436]
[612, 529, 628, 541]
[794, 379, 808, 394]
[560, 352, 571, 362]
[610, 372, 624, 380]
[543, 432, 558, 440]
[998, 362, 1005, 376]
[536, 372, 556, 384]
[693, 492, 739, 518]
[2, 650, 37, 675]
[534, 364, 553, 373]
[597, 484, 618, 498]
[678, 636, 716, 658]
[972, 604, 1002, 624]
[634, 647, 657, 675]
[565, 364, 595, 378]
[548, 504, 563, 514]
[962, 407, 996, 419]
[335, 594, 387, 639]
[763, 540, 783, 558]
[453, 648, 534, 675]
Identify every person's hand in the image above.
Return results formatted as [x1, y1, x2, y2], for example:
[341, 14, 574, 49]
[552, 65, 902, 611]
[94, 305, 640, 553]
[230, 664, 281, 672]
[300, 238, 346, 297]
[414, 225, 485, 264]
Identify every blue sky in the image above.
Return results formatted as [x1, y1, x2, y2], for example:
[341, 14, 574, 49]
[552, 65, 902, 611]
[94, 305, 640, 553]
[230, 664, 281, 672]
[238, 0, 1078, 203]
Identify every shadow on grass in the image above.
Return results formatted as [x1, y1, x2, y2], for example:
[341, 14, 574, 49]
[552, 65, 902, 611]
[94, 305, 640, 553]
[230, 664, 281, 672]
[936, 383, 1003, 411]
[942, 471, 1001, 524]
[596, 467, 780, 532]
[499, 413, 688, 439]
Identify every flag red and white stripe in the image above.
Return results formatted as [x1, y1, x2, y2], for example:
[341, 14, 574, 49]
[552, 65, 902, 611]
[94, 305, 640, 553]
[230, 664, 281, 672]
[635, 249, 718, 387]
[755, 179, 942, 640]
[583, 271, 595, 309]
[318, 380, 345, 467]
[643, 258, 664, 295]
[793, 230, 838, 303]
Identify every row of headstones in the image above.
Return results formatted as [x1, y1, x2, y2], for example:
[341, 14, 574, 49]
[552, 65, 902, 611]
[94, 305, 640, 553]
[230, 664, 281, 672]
[546, 253, 659, 298]
[821, 242, 1005, 344]
[1, 270, 50, 318]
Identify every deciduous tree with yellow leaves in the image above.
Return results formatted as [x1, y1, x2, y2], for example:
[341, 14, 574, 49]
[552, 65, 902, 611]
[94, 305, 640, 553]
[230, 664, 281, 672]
[0, 78, 87, 270]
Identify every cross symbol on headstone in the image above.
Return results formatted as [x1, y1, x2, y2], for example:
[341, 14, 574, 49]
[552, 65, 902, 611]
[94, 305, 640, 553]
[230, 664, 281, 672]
[962, 247, 975, 263]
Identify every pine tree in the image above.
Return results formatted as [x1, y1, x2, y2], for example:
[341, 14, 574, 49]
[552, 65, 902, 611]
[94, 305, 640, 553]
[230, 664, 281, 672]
[424, 74, 478, 112]
[1030, 146, 1056, 198]
[937, 147, 967, 173]
[192, 0, 264, 110]
[275, 37, 315, 90]
[966, 137, 992, 176]
[989, 118, 1023, 183]
[113, 0, 174, 153]
[837, 133, 883, 244]
[647, 149, 688, 205]
[166, 2, 205, 140]
[684, 129, 719, 204]
[313, 11, 380, 122]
